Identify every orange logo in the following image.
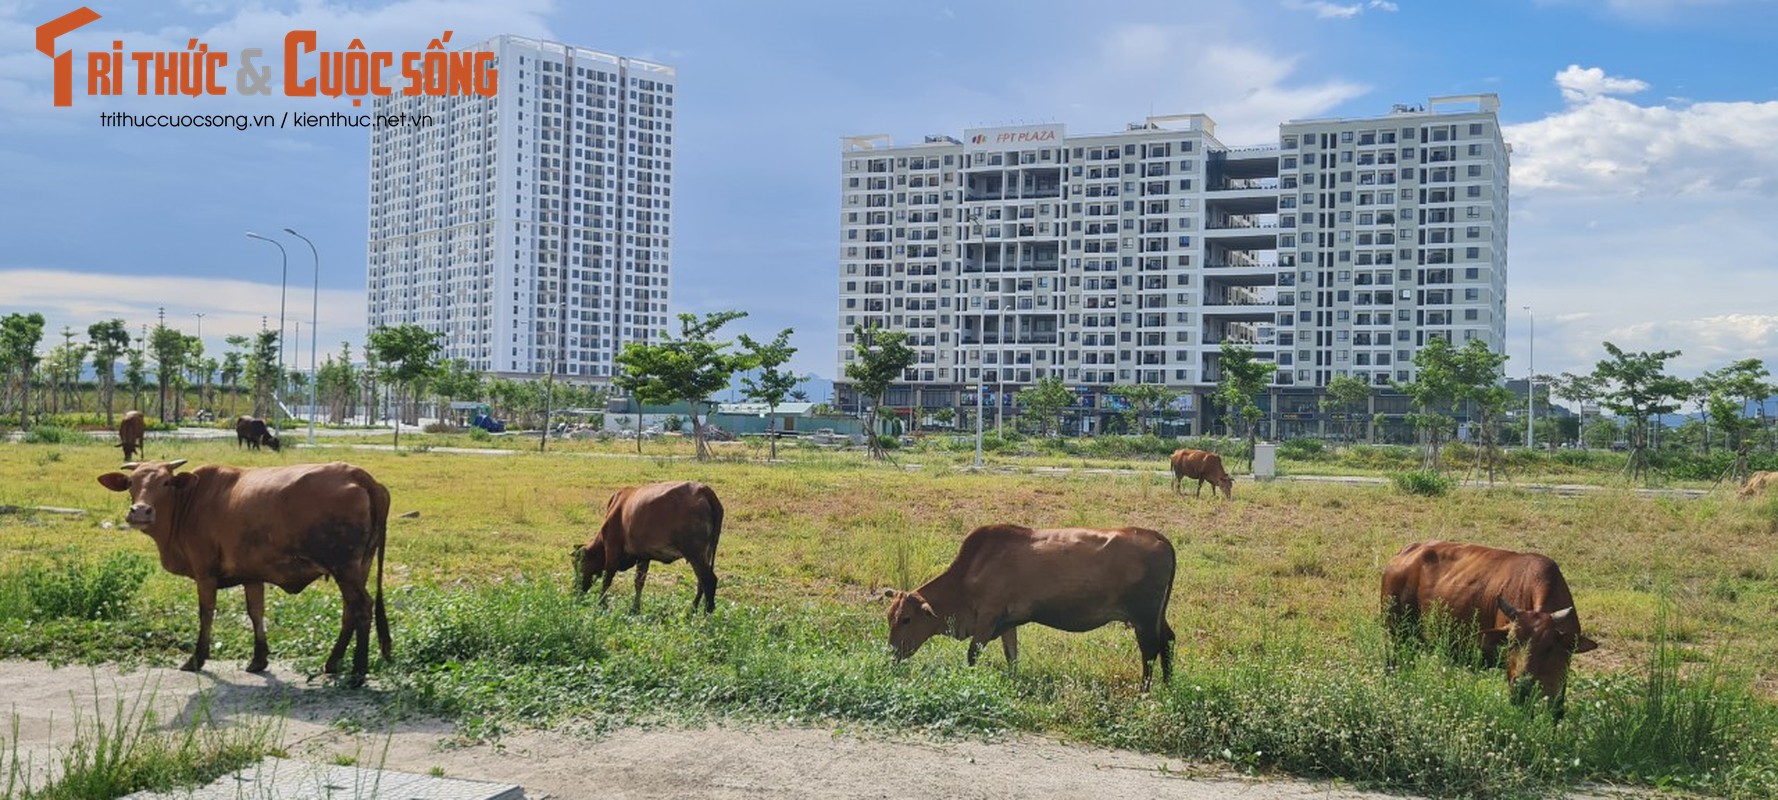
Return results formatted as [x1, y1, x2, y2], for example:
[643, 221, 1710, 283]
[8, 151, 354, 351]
[36, 6, 101, 107]
[36, 7, 496, 109]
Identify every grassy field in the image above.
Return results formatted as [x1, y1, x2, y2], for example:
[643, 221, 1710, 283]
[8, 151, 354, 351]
[3, 436, 1777, 798]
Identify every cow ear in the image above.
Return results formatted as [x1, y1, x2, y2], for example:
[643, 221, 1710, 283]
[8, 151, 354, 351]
[169, 472, 199, 490]
[1573, 635, 1599, 654]
[1480, 627, 1510, 651]
[880, 588, 898, 600]
[97, 473, 130, 492]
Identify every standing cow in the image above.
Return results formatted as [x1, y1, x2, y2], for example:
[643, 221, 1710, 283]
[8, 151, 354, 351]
[235, 416, 282, 452]
[1170, 448, 1233, 499]
[574, 481, 723, 613]
[884, 525, 1177, 690]
[117, 410, 146, 461]
[1382, 540, 1599, 719]
[96, 460, 392, 682]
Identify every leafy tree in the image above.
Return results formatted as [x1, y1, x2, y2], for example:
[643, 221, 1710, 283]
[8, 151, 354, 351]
[1217, 340, 1277, 459]
[44, 337, 90, 415]
[366, 324, 443, 451]
[843, 324, 915, 460]
[615, 311, 752, 460]
[123, 343, 148, 413]
[1444, 339, 1513, 482]
[1702, 358, 1773, 456]
[0, 312, 46, 428]
[182, 336, 205, 419]
[429, 358, 485, 425]
[738, 327, 802, 460]
[1591, 342, 1690, 482]
[931, 406, 956, 429]
[1394, 336, 1464, 471]
[147, 324, 190, 422]
[1109, 383, 1179, 437]
[88, 319, 131, 425]
[1017, 375, 1073, 437]
[243, 330, 281, 418]
[1321, 374, 1372, 444]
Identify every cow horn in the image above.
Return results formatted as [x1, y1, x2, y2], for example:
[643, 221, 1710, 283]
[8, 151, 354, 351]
[120, 462, 140, 470]
[1496, 595, 1522, 621]
[1550, 607, 1574, 622]
[167, 459, 189, 471]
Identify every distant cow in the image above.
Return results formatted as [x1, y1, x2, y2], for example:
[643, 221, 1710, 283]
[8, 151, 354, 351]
[235, 416, 281, 452]
[1170, 448, 1233, 499]
[1382, 540, 1598, 719]
[96, 460, 392, 681]
[574, 481, 724, 613]
[884, 525, 1176, 690]
[1739, 471, 1778, 499]
[117, 410, 146, 461]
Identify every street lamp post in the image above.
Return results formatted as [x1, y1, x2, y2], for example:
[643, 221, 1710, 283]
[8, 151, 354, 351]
[285, 228, 321, 447]
[1524, 305, 1534, 449]
[246, 231, 288, 426]
[969, 211, 984, 469]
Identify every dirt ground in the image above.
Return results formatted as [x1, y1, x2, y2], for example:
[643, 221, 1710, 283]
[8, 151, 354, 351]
[0, 659, 1439, 800]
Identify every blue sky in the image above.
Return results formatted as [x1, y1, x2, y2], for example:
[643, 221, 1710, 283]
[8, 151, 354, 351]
[3, 0, 1776, 385]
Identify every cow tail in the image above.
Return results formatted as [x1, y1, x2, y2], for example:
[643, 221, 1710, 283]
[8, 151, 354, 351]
[370, 477, 393, 663]
[705, 486, 724, 568]
[1156, 539, 1178, 660]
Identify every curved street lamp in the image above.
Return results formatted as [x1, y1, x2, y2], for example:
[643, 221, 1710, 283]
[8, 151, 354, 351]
[285, 228, 321, 447]
[245, 231, 288, 425]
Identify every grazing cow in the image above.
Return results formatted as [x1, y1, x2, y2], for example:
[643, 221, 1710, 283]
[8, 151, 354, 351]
[574, 481, 723, 613]
[117, 410, 146, 462]
[1382, 540, 1598, 719]
[1739, 471, 1778, 499]
[884, 525, 1176, 690]
[235, 416, 282, 452]
[96, 460, 392, 682]
[1170, 448, 1233, 499]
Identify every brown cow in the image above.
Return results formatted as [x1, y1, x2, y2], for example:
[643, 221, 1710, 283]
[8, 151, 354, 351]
[884, 525, 1176, 690]
[117, 410, 146, 461]
[235, 416, 281, 452]
[1170, 448, 1233, 499]
[1382, 540, 1598, 719]
[1738, 471, 1778, 499]
[574, 481, 723, 613]
[96, 459, 391, 682]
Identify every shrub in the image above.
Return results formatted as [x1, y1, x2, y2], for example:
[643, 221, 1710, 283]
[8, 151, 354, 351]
[1391, 469, 1454, 497]
[468, 427, 492, 442]
[6, 552, 152, 621]
[1278, 438, 1328, 461]
[24, 425, 89, 445]
[423, 422, 461, 434]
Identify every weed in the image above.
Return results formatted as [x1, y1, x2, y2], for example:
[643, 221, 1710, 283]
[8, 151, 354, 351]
[1391, 469, 1454, 496]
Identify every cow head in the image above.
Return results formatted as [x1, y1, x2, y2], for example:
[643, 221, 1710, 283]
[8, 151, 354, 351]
[264, 434, 282, 452]
[882, 588, 942, 660]
[571, 539, 606, 594]
[1486, 596, 1599, 707]
[96, 460, 193, 533]
[1215, 472, 1235, 499]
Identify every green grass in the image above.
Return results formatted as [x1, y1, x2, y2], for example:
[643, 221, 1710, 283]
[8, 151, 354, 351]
[3, 438, 1778, 797]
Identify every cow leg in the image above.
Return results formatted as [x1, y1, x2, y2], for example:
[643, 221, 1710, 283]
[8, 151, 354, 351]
[183, 580, 218, 672]
[630, 561, 650, 613]
[244, 582, 270, 673]
[598, 570, 618, 608]
[325, 580, 372, 683]
[1171, 473, 1181, 494]
[1000, 628, 1019, 671]
[966, 639, 983, 667]
[686, 552, 718, 614]
[1194, 479, 1205, 498]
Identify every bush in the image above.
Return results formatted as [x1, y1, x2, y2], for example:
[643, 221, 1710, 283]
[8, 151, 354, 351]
[4, 552, 152, 621]
[423, 422, 461, 434]
[24, 425, 92, 444]
[468, 427, 492, 442]
[1391, 469, 1455, 497]
[1278, 438, 1328, 461]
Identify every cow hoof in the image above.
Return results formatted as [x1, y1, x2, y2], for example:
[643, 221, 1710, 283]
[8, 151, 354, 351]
[179, 659, 204, 672]
[246, 659, 268, 673]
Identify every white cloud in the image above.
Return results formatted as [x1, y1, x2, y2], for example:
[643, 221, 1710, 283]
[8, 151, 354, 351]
[0, 268, 366, 361]
[1283, 0, 1399, 19]
[1505, 66, 1778, 196]
[1553, 64, 1649, 102]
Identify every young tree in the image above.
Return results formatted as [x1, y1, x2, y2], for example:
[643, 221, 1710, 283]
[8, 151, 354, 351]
[147, 324, 189, 422]
[1321, 374, 1372, 444]
[1445, 339, 1513, 483]
[738, 327, 802, 460]
[123, 344, 148, 414]
[1217, 340, 1278, 459]
[1017, 375, 1073, 437]
[1591, 342, 1690, 482]
[843, 324, 915, 460]
[429, 358, 485, 425]
[615, 311, 752, 461]
[0, 312, 47, 428]
[244, 330, 281, 418]
[1394, 336, 1464, 471]
[366, 324, 443, 451]
[1109, 383, 1179, 437]
[88, 319, 131, 425]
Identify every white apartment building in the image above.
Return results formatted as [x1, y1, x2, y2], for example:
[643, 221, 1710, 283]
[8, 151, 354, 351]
[367, 35, 674, 381]
[836, 95, 1509, 436]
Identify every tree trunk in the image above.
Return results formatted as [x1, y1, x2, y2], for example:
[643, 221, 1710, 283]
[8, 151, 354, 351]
[767, 403, 778, 461]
